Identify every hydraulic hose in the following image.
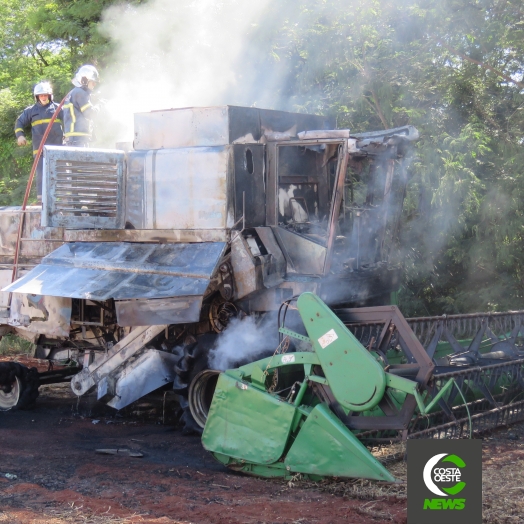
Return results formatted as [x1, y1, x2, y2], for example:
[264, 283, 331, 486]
[8, 90, 72, 303]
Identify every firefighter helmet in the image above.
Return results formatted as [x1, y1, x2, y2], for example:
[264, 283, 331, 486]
[33, 82, 53, 102]
[72, 65, 99, 87]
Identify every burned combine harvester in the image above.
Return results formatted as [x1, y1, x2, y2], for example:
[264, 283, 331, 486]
[0, 106, 415, 420]
[0, 105, 523, 475]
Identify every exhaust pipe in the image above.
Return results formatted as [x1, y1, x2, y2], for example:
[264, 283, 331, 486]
[188, 369, 220, 428]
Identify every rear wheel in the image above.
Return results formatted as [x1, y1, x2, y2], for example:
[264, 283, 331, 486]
[0, 362, 39, 411]
[188, 369, 220, 429]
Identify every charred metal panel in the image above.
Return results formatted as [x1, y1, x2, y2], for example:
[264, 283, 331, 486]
[254, 227, 286, 288]
[0, 207, 63, 257]
[133, 106, 335, 150]
[63, 229, 229, 243]
[349, 126, 419, 157]
[235, 285, 298, 313]
[143, 147, 230, 230]
[43, 146, 125, 230]
[231, 233, 258, 300]
[257, 108, 334, 142]
[106, 349, 178, 410]
[8, 294, 71, 337]
[3, 242, 226, 301]
[134, 107, 230, 149]
[272, 227, 326, 275]
[233, 145, 265, 227]
[228, 106, 262, 143]
[228, 106, 334, 144]
[0, 206, 64, 319]
[266, 142, 278, 226]
[231, 229, 287, 301]
[124, 150, 147, 229]
[115, 296, 203, 326]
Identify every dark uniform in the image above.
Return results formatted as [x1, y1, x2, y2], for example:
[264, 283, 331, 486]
[63, 86, 97, 147]
[15, 102, 63, 198]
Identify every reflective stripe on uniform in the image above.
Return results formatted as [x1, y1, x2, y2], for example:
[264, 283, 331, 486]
[31, 118, 63, 127]
[63, 103, 76, 134]
[80, 102, 92, 112]
[15, 128, 24, 134]
[64, 132, 90, 137]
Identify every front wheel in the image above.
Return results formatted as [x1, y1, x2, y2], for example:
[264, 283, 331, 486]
[0, 362, 39, 411]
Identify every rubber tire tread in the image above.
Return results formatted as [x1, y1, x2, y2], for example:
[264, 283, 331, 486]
[174, 334, 218, 435]
[0, 362, 39, 410]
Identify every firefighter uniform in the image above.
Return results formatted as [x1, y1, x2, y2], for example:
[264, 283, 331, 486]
[14, 101, 63, 199]
[63, 86, 97, 147]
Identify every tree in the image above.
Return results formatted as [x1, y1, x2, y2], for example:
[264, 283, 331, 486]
[242, 0, 524, 313]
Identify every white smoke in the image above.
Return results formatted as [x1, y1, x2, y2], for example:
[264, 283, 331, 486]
[208, 314, 278, 371]
[96, 0, 274, 145]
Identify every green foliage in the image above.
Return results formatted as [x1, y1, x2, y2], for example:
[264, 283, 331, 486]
[0, 88, 33, 204]
[29, 0, 118, 69]
[248, 0, 524, 314]
[0, 334, 34, 355]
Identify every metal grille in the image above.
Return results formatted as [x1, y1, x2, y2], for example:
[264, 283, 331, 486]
[54, 160, 119, 216]
[44, 146, 125, 229]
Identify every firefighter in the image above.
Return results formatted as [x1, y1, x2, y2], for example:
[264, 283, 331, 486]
[63, 64, 99, 147]
[14, 81, 64, 202]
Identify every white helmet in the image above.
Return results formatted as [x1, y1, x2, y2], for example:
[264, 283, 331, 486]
[34, 81, 53, 102]
[72, 65, 99, 87]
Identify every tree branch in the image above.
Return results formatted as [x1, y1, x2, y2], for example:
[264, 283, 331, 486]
[436, 39, 524, 90]
[362, 93, 389, 129]
[34, 46, 49, 67]
[360, 64, 390, 129]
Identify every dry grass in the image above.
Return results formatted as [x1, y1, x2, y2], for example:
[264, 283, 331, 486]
[0, 505, 189, 524]
[285, 459, 407, 501]
[482, 429, 524, 524]
[283, 424, 524, 524]
[483, 467, 524, 524]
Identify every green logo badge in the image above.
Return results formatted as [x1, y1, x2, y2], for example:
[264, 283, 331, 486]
[423, 453, 466, 496]
[408, 439, 481, 523]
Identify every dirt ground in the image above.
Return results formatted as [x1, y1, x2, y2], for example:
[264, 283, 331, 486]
[1, 357, 524, 524]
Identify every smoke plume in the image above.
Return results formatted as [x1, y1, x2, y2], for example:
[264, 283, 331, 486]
[96, 0, 276, 145]
[208, 314, 279, 371]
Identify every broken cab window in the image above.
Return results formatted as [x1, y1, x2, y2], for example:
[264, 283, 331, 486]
[277, 143, 339, 245]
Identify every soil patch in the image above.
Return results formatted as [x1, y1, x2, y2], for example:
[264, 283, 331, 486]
[1, 358, 523, 523]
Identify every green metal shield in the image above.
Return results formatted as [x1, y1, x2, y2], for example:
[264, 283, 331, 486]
[285, 404, 395, 481]
[297, 292, 387, 411]
[202, 372, 296, 464]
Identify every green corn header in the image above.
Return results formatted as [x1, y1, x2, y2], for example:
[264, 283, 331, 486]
[200, 292, 524, 481]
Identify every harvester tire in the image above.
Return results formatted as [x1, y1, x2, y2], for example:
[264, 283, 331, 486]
[173, 333, 217, 435]
[0, 362, 39, 411]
